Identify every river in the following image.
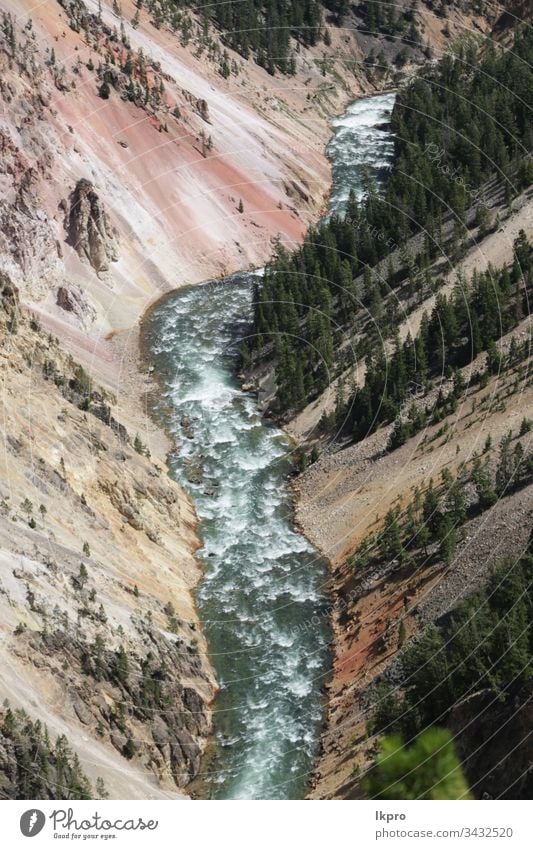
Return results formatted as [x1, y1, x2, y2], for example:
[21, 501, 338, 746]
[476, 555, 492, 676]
[327, 92, 396, 217]
[143, 92, 395, 800]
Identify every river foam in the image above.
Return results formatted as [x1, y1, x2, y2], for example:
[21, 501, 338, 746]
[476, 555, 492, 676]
[327, 92, 396, 217]
[145, 278, 330, 799]
[144, 92, 396, 799]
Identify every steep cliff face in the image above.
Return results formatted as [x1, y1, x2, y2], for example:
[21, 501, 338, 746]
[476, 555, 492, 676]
[0, 284, 216, 798]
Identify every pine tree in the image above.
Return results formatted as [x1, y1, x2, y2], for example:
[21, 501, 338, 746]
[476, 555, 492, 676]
[380, 509, 404, 562]
[96, 777, 109, 799]
[437, 514, 456, 565]
[364, 728, 471, 800]
[472, 459, 497, 509]
[115, 644, 129, 684]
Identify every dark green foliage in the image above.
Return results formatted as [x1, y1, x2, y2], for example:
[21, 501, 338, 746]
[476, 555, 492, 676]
[212, 0, 322, 72]
[446, 478, 466, 524]
[351, 231, 531, 443]
[353, 437, 531, 581]
[323, 0, 349, 25]
[91, 633, 106, 681]
[519, 417, 532, 436]
[150, 0, 322, 74]
[358, 0, 421, 43]
[371, 554, 533, 742]
[71, 365, 92, 402]
[72, 562, 89, 590]
[247, 30, 533, 415]
[164, 601, 180, 632]
[385, 31, 533, 235]
[348, 536, 372, 570]
[122, 736, 136, 759]
[138, 655, 171, 712]
[422, 479, 442, 535]
[251, 217, 530, 424]
[1, 11, 16, 57]
[437, 513, 457, 565]
[98, 76, 110, 99]
[364, 728, 471, 800]
[472, 458, 497, 509]
[0, 704, 97, 799]
[0, 271, 16, 309]
[379, 509, 404, 562]
[115, 644, 130, 684]
[495, 431, 513, 495]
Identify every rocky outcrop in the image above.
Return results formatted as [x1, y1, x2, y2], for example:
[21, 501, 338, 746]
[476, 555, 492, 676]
[22, 623, 212, 789]
[297, 200, 533, 798]
[67, 179, 119, 274]
[56, 284, 97, 324]
[0, 129, 60, 295]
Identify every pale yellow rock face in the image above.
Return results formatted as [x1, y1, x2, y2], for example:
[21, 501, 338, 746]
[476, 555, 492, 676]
[0, 301, 216, 797]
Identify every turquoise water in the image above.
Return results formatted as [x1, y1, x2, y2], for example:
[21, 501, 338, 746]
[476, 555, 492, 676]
[144, 278, 330, 799]
[144, 94, 395, 799]
[327, 92, 395, 217]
